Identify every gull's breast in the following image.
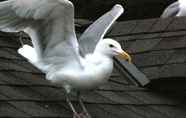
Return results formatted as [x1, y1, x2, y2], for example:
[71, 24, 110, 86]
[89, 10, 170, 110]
[47, 58, 113, 90]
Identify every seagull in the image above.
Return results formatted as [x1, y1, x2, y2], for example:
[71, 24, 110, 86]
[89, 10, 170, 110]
[161, 0, 186, 17]
[0, 0, 131, 117]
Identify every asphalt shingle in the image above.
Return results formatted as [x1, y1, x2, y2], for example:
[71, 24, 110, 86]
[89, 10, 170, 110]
[1, 16, 186, 118]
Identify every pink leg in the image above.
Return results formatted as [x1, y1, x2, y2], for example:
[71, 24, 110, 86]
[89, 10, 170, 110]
[66, 94, 82, 118]
[78, 92, 92, 118]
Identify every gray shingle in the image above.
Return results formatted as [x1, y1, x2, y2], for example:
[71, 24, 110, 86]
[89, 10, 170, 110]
[0, 16, 186, 118]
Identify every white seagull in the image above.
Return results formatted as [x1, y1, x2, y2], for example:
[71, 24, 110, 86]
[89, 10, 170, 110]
[161, 0, 186, 17]
[0, 0, 131, 117]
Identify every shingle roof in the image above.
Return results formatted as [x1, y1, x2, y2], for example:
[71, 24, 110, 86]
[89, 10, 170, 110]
[1, 17, 186, 118]
[111, 17, 186, 82]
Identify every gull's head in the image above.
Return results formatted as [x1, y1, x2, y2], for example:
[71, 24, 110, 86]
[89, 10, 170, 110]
[95, 38, 131, 63]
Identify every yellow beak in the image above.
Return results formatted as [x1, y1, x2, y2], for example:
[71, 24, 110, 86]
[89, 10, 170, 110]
[117, 51, 132, 63]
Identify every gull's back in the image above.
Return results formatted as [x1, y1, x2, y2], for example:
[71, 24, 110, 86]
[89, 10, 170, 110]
[177, 0, 186, 16]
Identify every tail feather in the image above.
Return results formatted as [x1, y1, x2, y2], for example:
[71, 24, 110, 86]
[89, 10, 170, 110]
[18, 44, 38, 63]
[18, 44, 50, 73]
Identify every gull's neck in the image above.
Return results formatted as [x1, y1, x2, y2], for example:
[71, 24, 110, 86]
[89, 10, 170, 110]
[82, 52, 113, 81]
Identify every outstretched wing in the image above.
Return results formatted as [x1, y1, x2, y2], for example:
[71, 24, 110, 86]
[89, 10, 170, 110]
[78, 4, 124, 55]
[161, 1, 180, 18]
[0, 0, 82, 68]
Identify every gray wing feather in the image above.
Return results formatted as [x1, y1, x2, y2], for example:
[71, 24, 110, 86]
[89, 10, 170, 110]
[0, 0, 31, 32]
[0, 0, 82, 68]
[79, 4, 124, 55]
[161, 1, 180, 18]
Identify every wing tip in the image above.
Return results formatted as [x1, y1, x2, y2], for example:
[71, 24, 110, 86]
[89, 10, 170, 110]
[161, 1, 180, 18]
[113, 4, 124, 14]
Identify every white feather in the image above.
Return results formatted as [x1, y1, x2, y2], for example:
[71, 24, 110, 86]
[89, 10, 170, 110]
[177, 0, 186, 16]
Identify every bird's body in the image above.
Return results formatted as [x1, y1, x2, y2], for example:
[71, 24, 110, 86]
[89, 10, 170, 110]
[161, 0, 186, 17]
[0, 0, 131, 117]
[47, 53, 113, 91]
[19, 40, 115, 92]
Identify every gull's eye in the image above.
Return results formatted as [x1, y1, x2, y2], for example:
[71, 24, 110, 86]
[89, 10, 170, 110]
[109, 44, 114, 48]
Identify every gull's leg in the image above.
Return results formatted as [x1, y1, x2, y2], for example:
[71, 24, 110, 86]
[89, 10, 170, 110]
[64, 85, 82, 118]
[77, 92, 92, 118]
[65, 93, 81, 118]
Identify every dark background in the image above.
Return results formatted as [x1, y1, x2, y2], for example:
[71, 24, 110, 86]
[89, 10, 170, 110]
[0, 0, 177, 20]
[71, 0, 177, 20]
